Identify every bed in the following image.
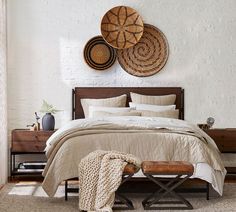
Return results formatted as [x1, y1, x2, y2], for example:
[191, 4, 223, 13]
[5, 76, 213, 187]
[42, 87, 226, 199]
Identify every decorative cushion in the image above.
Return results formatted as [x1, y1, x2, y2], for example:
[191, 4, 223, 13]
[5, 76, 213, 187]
[137, 109, 179, 119]
[91, 111, 141, 118]
[88, 106, 131, 118]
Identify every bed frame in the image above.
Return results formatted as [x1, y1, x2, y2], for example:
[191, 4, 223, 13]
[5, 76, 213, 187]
[66, 87, 210, 200]
[72, 87, 185, 120]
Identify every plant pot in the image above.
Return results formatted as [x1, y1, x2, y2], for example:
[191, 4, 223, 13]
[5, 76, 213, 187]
[42, 113, 55, 131]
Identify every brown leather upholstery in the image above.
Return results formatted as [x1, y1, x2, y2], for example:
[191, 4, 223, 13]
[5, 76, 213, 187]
[123, 164, 140, 174]
[142, 161, 194, 175]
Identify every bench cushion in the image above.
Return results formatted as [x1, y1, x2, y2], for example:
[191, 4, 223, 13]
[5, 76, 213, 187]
[142, 161, 194, 175]
[123, 164, 140, 174]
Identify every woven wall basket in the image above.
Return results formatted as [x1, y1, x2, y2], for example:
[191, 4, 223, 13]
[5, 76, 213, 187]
[117, 24, 169, 77]
[84, 36, 116, 70]
[101, 6, 144, 49]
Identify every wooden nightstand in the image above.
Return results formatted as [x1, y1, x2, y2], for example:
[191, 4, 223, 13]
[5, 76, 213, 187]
[10, 129, 55, 177]
[204, 128, 236, 174]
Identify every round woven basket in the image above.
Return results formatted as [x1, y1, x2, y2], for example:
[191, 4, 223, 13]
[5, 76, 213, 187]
[101, 6, 144, 49]
[84, 36, 116, 70]
[117, 24, 169, 77]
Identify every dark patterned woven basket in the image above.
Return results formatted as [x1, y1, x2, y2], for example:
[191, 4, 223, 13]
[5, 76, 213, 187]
[84, 36, 116, 70]
[117, 24, 169, 77]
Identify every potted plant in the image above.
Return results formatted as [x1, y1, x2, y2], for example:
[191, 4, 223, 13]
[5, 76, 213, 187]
[40, 100, 61, 131]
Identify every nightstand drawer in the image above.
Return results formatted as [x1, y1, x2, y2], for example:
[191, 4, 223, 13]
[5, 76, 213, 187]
[12, 140, 46, 152]
[12, 130, 54, 152]
[205, 129, 236, 152]
[12, 130, 53, 142]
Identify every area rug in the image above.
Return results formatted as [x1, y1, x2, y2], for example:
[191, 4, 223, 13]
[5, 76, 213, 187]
[0, 182, 236, 211]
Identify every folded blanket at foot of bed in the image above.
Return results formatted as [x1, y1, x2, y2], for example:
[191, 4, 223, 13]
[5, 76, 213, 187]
[78, 150, 141, 211]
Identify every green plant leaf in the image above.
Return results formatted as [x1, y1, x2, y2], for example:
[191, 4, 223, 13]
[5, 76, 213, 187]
[40, 100, 62, 114]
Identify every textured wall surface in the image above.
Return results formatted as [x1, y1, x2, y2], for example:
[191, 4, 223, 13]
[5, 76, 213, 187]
[0, 0, 8, 183]
[7, 0, 236, 130]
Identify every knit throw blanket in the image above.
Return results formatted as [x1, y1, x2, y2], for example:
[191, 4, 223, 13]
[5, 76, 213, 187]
[78, 150, 141, 211]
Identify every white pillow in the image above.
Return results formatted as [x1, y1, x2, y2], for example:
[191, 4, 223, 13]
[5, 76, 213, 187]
[130, 92, 176, 105]
[129, 102, 176, 112]
[91, 111, 142, 118]
[81, 94, 127, 118]
[89, 106, 131, 118]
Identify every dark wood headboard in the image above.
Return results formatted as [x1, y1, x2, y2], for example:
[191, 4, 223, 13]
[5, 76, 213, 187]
[72, 87, 184, 120]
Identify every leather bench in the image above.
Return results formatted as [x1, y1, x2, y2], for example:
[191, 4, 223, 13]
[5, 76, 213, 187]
[142, 161, 194, 210]
[65, 163, 140, 210]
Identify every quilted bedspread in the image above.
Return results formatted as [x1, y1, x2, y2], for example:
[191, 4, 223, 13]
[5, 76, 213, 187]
[42, 117, 225, 197]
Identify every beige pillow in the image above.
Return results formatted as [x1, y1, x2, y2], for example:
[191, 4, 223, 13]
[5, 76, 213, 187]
[137, 109, 179, 119]
[81, 94, 127, 118]
[130, 92, 176, 105]
[88, 106, 131, 118]
[91, 111, 142, 118]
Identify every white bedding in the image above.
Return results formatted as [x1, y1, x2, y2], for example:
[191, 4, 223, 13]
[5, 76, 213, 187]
[42, 116, 226, 197]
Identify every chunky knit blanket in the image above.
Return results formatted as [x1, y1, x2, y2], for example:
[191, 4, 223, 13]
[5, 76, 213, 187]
[78, 150, 141, 212]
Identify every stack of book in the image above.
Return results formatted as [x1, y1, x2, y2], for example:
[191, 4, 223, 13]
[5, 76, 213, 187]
[17, 161, 46, 173]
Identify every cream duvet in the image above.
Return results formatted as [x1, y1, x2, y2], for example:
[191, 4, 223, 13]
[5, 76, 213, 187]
[42, 116, 226, 197]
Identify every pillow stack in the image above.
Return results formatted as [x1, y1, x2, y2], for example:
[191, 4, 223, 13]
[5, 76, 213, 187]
[130, 92, 179, 119]
[81, 92, 179, 119]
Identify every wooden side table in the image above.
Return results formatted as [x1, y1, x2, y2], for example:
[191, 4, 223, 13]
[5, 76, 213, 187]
[204, 128, 236, 174]
[10, 129, 55, 177]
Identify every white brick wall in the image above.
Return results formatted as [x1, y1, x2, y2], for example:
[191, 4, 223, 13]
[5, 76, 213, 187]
[7, 0, 236, 130]
[0, 0, 7, 183]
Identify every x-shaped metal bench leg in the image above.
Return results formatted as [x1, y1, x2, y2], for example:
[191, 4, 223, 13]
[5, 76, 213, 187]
[113, 173, 134, 210]
[142, 175, 182, 205]
[64, 174, 135, 210]
[142, 174, 193, 210]
[114, 193, 134, 210]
